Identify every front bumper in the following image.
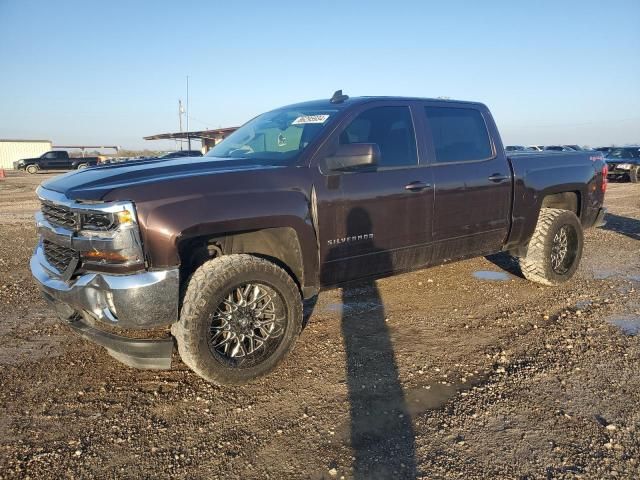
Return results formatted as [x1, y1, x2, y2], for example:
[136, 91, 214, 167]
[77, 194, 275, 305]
[31, 247, 179, 328]
[31, 248, 179, 369]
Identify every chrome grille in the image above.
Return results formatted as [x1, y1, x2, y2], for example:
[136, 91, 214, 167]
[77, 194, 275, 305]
[43, 239, 77, 273]
[41, 202, 77, 229]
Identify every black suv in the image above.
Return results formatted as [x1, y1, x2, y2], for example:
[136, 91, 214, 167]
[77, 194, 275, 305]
[606, 146, 640, 183]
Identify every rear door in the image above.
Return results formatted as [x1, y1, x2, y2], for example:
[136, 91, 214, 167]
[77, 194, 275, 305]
[420, 103, 512, 259]
[311, 101, 434, 286]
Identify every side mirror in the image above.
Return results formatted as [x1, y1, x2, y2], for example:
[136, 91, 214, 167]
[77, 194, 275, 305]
[324, 143, 380, 171]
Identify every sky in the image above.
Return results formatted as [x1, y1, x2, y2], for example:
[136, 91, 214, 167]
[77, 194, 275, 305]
[0, 0, 639, 150]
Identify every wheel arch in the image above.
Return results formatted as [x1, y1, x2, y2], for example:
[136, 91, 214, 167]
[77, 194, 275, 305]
[177, 227, 310, 298]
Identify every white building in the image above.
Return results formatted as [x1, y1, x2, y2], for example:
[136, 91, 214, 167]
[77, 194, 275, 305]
[0, 139, 52, 170]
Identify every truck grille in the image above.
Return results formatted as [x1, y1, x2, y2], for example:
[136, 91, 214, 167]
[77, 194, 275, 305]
[41, 202, 78, 229]
[43, 239, 77, 273]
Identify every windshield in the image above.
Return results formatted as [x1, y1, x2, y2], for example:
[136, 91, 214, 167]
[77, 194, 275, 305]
[206, 107, 337, 161]
[607, 148, 640, 159]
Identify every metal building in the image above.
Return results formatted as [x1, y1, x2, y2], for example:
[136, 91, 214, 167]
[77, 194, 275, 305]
[0, 139, 52, 170]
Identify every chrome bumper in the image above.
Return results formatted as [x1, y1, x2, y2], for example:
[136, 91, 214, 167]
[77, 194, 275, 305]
[31, 246, 179, 329]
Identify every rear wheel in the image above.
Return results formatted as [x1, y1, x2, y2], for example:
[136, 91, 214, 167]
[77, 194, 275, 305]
[26, 164, 39, 175]
[630, 166, 639, 183]
[518, 208, 583, 286]
[76, 163, 88, 170]
[172, 254, 303, 385]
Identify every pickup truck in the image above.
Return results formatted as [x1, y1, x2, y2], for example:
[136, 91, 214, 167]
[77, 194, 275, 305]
[14, 150, 99, 174]
[30, 92, 607, 385]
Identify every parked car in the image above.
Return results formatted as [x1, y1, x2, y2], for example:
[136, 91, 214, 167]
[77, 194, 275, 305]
[505, 145, 527, 152]
[156, 150, 203, 159]
[595, 146, 613, 155]
[30, 92, 607, 384]
[14, 151, 99, 174]
[528, 145, 544, 151]
[564, 145, 584, 151]
[544, 145, 576, 152]
[605, 146, 640, 183]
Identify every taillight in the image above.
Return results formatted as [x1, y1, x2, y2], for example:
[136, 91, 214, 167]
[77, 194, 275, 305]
[601, 165, 608, 193]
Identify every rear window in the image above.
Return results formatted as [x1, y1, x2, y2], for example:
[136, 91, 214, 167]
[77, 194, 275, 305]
[425, 107, 493, 163]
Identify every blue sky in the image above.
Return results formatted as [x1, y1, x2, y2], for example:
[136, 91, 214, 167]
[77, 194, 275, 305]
[1, 0, 638, 150]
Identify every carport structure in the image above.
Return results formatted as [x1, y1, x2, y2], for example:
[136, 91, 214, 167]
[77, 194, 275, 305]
[144, 127, 238, 153]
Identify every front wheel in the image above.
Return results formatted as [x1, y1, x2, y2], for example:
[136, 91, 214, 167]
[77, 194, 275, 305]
[76, 163, 88, 170]
[25, 164, 39, 175]
[518, 208, 584, 286]
[172, 254, 303, 385]
[630, 166, 639, 183]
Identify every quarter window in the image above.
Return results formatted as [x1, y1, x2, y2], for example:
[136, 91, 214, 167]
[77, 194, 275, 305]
[425, 107, 493, 163]
[340, 106, 418, 167]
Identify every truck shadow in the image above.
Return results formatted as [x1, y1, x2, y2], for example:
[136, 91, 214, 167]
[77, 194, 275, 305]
[484, 252, 524, 278]
[600, 213, 640, 241]
[323, 207, 418, 479]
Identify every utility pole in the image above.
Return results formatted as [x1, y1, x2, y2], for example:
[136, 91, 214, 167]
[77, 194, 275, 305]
[186, 76, 191, 151]
[178, 99, 185, 151]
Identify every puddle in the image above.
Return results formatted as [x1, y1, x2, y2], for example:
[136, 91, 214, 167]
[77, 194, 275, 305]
[473, 271, 510, 281]
[321, 301, 383, 315]
[607, 315, 640, 336]
[576, 299, 592, 310]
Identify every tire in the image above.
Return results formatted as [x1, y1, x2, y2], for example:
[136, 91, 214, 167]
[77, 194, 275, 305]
[25, 164, 39, 175]
[630, 166, 639, 183]
[172, 254, 303, 385]
[76, 163, 88, 170]
[518, 208, 584, 286]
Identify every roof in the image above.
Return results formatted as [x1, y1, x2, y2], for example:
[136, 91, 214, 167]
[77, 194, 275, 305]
[280, 95, 482, 110]
[144, 127, 239, 141]
[0, 139, 51, 143]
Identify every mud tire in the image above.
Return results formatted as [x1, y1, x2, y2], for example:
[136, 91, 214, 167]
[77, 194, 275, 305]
[172, 254, 303, 385]
[519, 208, 584, 286]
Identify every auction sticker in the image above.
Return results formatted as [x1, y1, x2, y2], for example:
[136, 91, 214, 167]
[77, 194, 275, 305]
[292, 114, 330, 125]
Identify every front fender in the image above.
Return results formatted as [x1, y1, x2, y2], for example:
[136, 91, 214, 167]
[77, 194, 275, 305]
[135, 190, 319, 292]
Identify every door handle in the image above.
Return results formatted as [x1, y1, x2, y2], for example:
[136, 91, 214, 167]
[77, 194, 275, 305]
[488, 174, 510, 183]
[404, 181, 431, 192]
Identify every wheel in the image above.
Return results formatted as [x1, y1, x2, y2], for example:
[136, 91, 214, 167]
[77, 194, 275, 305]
[76, 163, 88, 170]
[172, 254, 303, 385]
[26, 164, 39, 175]
[630, 166, 639, 183]
[518, 208, 584, 286]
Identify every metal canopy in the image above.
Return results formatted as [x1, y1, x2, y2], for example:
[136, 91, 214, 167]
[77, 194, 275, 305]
[144, 127, 238, 141]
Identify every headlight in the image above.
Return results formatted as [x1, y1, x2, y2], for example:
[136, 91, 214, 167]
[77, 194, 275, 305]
[75, 201, 144, 272]
[615, 163, 632, 170]
[79, 203, 137, 233]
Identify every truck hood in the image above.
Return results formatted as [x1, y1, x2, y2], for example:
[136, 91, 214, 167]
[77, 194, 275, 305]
[41, 157, 286, 201]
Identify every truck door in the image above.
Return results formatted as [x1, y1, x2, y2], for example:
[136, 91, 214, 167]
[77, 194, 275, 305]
[420, 103, 511, 259]
[312, 102, 434, 286]
[40, 152, 58, 169]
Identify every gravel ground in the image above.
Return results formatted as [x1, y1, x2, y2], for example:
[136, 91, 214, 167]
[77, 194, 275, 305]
[0, 171, 638, 479]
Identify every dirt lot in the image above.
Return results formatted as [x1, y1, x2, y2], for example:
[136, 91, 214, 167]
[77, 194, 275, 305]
[0, 171, 638, 479]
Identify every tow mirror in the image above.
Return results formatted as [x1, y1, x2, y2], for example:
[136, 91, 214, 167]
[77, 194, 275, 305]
[324, 143, 380, 171]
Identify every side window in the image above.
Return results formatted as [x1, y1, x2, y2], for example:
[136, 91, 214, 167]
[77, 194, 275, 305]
[340, 106, 417, 167]
[44, 152, 57, 159]
[425, 107, 493, 163]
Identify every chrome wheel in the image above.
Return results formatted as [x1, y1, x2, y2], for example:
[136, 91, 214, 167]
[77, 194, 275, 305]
[550, 225, 577, 274]
[208, 283, 285, 367]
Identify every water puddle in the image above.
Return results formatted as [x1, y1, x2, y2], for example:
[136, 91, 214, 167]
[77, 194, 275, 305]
[321, 301, 383, 315]
[576, 299, 592, 310]
[473, 270, 510, 281]
[607, 315, 640, 336]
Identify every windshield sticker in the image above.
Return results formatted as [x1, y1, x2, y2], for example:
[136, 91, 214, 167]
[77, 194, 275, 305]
[292, 114, 330, 125]
[277, 133, 287, 147]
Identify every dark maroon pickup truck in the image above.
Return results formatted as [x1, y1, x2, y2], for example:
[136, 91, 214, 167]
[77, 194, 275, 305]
[30, 92, 607, 384]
